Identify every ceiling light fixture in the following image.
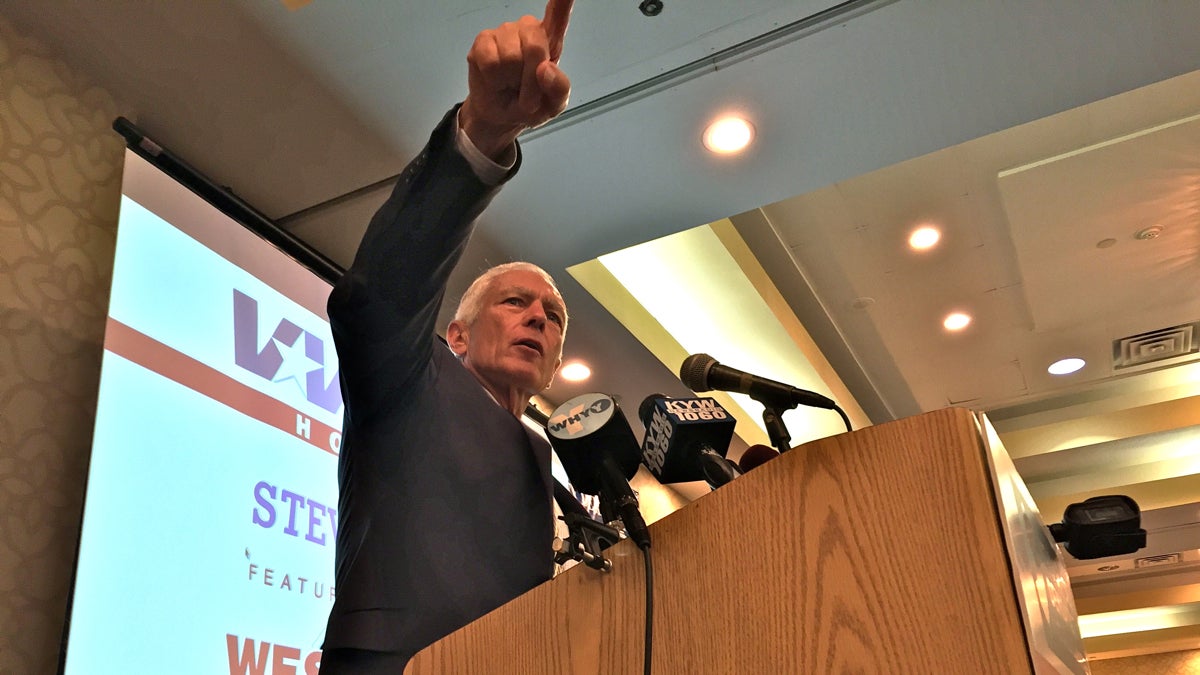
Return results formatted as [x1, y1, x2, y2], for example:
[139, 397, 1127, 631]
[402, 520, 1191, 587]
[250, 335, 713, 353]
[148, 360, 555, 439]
[1134, 225, 1164, 240]
[943, 312, 972, 331]
[703, 117, 755, 154]
[1048, 357, 1086, 375]
[638, 0, 664, 16]
[559, 362, 592, 382]
[909, 226, 941, 250]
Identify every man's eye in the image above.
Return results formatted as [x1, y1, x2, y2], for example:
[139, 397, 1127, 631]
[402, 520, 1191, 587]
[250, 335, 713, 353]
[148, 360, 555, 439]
[547, 313, 563, 326]
[503, 297, 524, 306]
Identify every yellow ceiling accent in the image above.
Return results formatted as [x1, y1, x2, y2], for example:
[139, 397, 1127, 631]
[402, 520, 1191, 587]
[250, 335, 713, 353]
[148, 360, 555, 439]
[1035, 473, 1200, 520]
[1080, 602, 1200, 639]
[1076, 583, 1200, 616]
[1084, 624, 1200, 661]
[568, 220, 866, 451]
[1001, 393, 1200, 458]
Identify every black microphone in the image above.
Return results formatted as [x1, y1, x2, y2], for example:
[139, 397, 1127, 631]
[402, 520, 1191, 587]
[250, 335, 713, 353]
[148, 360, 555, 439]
[547, 394, 650, 550]
[639, 394, 740, 489]
[679, 353, 838, 411]
[738, 444, 781, 473]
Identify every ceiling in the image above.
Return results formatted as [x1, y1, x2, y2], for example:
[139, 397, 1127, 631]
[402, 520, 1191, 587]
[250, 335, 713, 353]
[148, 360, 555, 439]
[5, 0, 1200, 662]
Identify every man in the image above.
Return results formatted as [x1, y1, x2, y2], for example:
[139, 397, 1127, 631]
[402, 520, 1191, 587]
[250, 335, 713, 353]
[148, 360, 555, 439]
[319, 1, 575, 672]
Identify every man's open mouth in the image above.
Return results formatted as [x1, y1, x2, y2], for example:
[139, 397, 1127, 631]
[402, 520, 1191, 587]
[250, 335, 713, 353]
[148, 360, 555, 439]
[514, 339, 543, 355]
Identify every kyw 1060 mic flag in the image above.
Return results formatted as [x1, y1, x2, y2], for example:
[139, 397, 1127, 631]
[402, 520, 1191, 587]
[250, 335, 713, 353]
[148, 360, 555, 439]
[639, 394, 739, 487]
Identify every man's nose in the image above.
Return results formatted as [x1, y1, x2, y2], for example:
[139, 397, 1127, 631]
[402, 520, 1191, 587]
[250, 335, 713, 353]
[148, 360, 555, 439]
[523, 302, 548, 328]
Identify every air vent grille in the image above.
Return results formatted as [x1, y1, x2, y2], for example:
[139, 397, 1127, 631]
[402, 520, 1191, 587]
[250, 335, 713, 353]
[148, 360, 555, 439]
[1113, 322, 1200, 370]
[1135, 553, 1181, 569]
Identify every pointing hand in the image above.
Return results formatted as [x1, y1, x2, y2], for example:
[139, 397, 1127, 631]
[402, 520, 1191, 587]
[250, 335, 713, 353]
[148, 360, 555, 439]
[460, 0, 574, 160]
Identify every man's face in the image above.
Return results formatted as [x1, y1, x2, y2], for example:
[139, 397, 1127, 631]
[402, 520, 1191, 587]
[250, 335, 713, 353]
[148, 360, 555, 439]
[448, 269, 565, 400]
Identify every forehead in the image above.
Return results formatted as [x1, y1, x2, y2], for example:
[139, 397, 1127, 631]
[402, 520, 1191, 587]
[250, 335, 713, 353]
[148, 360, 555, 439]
[489, 270, 565, 308]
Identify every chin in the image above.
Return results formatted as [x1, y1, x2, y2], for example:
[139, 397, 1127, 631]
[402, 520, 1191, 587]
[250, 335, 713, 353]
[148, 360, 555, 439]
[501, 368, 548, 394]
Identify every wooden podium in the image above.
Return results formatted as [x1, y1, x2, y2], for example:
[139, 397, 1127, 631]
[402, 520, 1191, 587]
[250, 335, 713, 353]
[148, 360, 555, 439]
[405, 408, 1088, 674]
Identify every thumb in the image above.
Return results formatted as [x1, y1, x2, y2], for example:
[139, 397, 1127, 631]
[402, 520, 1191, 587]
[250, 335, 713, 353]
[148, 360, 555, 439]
[537, 61, 571, 115]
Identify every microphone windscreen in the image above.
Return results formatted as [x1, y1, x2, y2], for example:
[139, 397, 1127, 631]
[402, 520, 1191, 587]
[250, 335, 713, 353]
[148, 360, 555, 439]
[679, 353, 716, 392]
[547, 393, 640, 495]
[738, 444, 780, 473]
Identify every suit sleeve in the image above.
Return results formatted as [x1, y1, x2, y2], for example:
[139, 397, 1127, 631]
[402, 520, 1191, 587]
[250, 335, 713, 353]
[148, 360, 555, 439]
[328, 105, 520, 422]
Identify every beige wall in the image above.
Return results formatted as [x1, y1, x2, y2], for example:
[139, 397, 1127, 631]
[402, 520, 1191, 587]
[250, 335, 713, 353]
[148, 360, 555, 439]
[1091, 649, 1200, 675]
[0, 14, 122, 674]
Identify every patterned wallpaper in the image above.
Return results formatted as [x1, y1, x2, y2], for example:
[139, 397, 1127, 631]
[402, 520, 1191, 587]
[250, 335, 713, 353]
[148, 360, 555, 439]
[0, 14, 122, 674]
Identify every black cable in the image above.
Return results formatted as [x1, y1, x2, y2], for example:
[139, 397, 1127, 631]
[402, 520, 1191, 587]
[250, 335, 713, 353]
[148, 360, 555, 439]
[641, 547, 654, 675]
[833, 405, 852, 432]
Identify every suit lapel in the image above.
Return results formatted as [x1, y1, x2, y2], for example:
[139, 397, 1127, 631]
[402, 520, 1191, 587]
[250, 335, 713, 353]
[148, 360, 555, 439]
[522, 424, 555, 503]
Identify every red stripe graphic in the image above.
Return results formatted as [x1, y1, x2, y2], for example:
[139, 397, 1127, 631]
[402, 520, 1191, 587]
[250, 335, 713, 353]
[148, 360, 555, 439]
[103, 317, 341, 457]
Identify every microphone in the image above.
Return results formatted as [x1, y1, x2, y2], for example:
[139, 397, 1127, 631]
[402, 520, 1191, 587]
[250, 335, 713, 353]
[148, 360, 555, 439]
[679, 353, 838, 411]
[738, 444, 781, 473]
[547, 393, 650, 550]
[639, 394, 740, 489]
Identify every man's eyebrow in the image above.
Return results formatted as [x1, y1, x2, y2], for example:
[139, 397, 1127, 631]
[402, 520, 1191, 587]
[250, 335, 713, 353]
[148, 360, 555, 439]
[503, 285, 567, 315]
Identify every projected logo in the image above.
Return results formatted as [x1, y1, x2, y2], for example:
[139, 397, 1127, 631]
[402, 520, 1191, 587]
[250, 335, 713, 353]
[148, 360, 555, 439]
[233, 289, 342, 415]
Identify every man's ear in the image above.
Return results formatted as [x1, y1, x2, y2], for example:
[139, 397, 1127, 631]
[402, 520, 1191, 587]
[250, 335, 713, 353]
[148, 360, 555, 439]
[446, 320, 469, 357]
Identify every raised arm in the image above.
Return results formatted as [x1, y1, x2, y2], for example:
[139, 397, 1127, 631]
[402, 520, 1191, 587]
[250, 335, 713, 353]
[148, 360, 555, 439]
[328, 1, 575, 417]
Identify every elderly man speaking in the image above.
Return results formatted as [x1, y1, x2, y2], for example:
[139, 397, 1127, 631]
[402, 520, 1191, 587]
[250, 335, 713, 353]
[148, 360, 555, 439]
[319, 1, 578, 672]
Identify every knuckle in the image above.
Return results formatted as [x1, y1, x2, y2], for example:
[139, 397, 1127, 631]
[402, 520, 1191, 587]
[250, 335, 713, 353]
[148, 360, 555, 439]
[478, 60, 505, 79]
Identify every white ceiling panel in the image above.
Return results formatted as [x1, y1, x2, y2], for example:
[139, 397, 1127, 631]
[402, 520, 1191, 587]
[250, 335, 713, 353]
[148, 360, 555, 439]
[998, 115, 1200, 333]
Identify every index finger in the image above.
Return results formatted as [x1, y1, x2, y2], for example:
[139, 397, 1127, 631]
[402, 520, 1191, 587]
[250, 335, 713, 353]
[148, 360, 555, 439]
[542, 0, 574, 62]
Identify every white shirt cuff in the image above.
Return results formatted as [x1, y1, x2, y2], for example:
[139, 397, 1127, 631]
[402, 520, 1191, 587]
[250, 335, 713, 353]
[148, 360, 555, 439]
[454, 109, 516, 186]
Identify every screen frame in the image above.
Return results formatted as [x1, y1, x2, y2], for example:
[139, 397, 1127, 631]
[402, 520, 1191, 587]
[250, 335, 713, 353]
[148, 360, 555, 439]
[57, 119, 347, 674]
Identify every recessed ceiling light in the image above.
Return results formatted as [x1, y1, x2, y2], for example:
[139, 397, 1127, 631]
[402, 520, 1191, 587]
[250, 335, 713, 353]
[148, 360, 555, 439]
[559, 362, 592, 382]
[943, 312, 971, 331]
[703, 116, 754, 154]
[851, 297, 875, 310]
[909, 226, 941, 250]
[1048, 358, 1086, 375]
[1135, 225, 1164, 240]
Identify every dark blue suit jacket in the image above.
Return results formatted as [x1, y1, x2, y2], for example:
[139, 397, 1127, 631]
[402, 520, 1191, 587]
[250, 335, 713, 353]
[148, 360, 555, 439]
[323, 108, 555, 658]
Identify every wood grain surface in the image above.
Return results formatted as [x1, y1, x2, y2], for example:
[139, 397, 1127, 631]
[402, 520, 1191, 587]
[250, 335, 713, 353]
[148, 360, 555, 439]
[406, 408, 1034, 674]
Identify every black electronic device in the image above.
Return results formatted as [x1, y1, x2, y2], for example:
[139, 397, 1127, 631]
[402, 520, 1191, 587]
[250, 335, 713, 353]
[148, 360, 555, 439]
[638, 0, 663, 17]
[1048, 495, 1147, 560]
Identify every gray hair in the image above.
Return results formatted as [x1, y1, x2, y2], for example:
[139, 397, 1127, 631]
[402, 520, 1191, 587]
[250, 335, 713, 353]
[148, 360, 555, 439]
[453, 262, 568, 334]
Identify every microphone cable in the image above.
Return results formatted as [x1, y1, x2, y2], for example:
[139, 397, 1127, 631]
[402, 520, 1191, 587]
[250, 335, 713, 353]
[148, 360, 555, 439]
[833, 404, 852, 432]
[543, 392, 655, 673]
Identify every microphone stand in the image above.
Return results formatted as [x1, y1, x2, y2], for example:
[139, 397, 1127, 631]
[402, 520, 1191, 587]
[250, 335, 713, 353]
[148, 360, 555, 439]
[698, 448, 741, 488]
[597, 454, 651, 551]
[553, 513, 623, 572]
[761, 404, 793, 455]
